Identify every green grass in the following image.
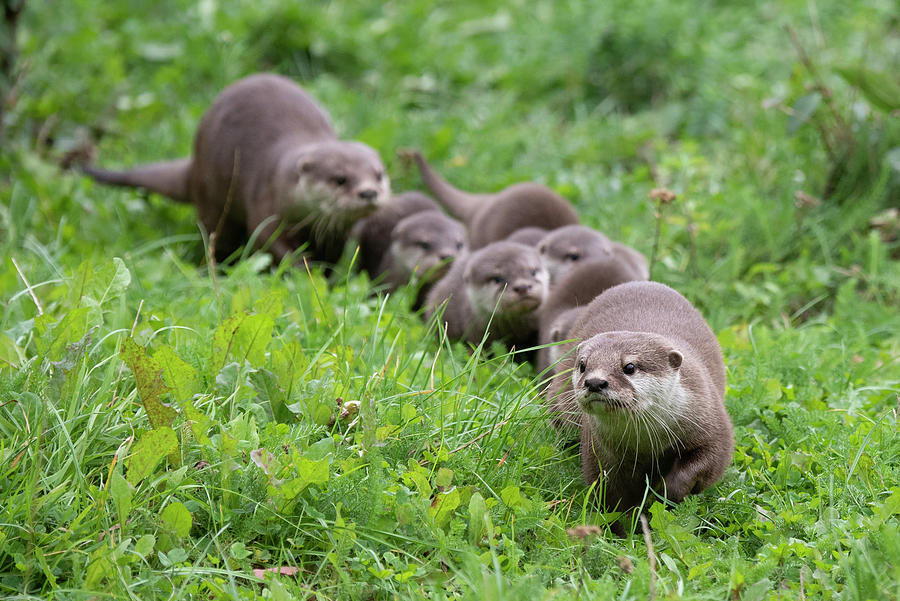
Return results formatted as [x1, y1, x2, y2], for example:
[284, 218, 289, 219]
[2, 0, 900, 599]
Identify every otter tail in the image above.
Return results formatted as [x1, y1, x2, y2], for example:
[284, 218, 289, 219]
[407, 150, 488, 223]
[82, 158, 192, 203]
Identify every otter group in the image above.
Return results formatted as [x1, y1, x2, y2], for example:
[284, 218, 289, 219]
[84, 72, 733, 529]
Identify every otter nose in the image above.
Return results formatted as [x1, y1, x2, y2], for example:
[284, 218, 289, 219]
[512, 282, 532, 295]
[358, 189, 378, 202]
[584, 378, 608, 393]
[439, 253, 454, 261]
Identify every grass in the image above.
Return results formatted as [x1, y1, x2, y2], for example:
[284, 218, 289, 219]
[2, 0, 900, 599]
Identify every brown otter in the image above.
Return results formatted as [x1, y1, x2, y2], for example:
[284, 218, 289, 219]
[352, 191, 466, 303]
[538, 225, 649, 285]
[83, 73, 389, 263]
[424, 240, 549, 348]
[401, 150, 579, 249]
[547, 281, 732, 516]
[536, 256, 646, 375]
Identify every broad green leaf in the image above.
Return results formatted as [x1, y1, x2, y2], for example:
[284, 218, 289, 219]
[835, 65, 900, 112]
[467, 492, 488, 546]
[253, 289, 286, 319]
[402, 469, 432, 498]
[183, 401, 212, 446]
[500, 485, 530, 512]
[126, 427, 178, 485]
[211, 312, 274, 372]
[85, 548, 113, 589]
[120, 337, 177, 430]
[134, 535, 156, 558]
[160, 502, 192, 538]
[271, 340, 307, 398]
[98, 258, 132, 304]
[34, 307, 90, 361]
[428, 487, 460, 528]
[786, 93, 820, 136]
[435, 467, 454, 488]
[154, 345, 200, 402]
[109, 471, 133, 524]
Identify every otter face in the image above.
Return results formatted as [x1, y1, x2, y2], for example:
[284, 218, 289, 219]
[464, 241, 549, 319]
[572, 331, 685, 418]
[389, 211, 467, 281]
[290, 141, 390, 223]
[538, 225, 614, 284]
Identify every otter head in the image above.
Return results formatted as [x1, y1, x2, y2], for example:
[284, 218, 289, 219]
[572, 331, 686, 419]
[389, 210, 467, 282]
[463, 241, 549, 319]
[288, 141, 390, 222]
[538, 225, 614, 284]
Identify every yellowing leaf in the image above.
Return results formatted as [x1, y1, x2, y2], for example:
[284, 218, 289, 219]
[154, 345, 200, 402]
[160, 502, 192, 538]
[126, 427, 178, 485]
[120, 337, 177, 430]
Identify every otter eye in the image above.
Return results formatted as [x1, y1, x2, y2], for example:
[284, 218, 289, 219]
[456, 241, 464, 250]
[531, 268, 539, 277]
[538, 245, 547, 254]
[490, 275, 505, 285]
[416, 241, 431, 251]
[579, 359, 586, 373]
[333, 175, 348, 186]
[564, 252, 580, 262]
[623, 363, 636, 375]
[375, 171, 384, 182]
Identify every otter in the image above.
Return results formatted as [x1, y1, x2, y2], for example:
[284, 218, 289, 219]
[424, 241, 549, 348]
[352, 191, 466, 302]
[547, 281, 732, 516]
[401, 150, 579, 249]
[83, 73, 389, 263]
[536, 256, 646, 375]
[538, 225, 649, 284]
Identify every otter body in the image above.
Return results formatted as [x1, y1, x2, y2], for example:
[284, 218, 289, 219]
[549, 281, 732, 513]
[85, 73, 389, 263]
[406, 151, 579, 249]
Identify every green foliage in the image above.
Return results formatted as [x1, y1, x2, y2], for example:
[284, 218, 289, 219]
[1, 0, 900, 599]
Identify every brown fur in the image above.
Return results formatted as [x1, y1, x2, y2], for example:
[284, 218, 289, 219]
[405, 150, 579, 249]
[424, 241, 549, 348]
[538, 225, 648, 284]
[84, 73, 389, 263]
[546, 281, 732, 515]
[506, 227, 549, 246]
[536, 256, 646, 375]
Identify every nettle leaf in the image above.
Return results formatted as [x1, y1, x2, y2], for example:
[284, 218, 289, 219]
[34, 307, 90, 361]
[211, 312, 275, 374]
[786, 93, 821, 136]
[835, 65, 900, 112]
[126, 427, 178, 485]
[160, 502, 192, 538]
[428, 487, 460, 528]
[109, 471, 133, 524]
[153, 345, 200, 402]
[120, 337, 177, 430]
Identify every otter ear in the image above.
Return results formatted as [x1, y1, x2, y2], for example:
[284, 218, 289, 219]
[294, 155, 316, 178]
[668, 350, 683, 369]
